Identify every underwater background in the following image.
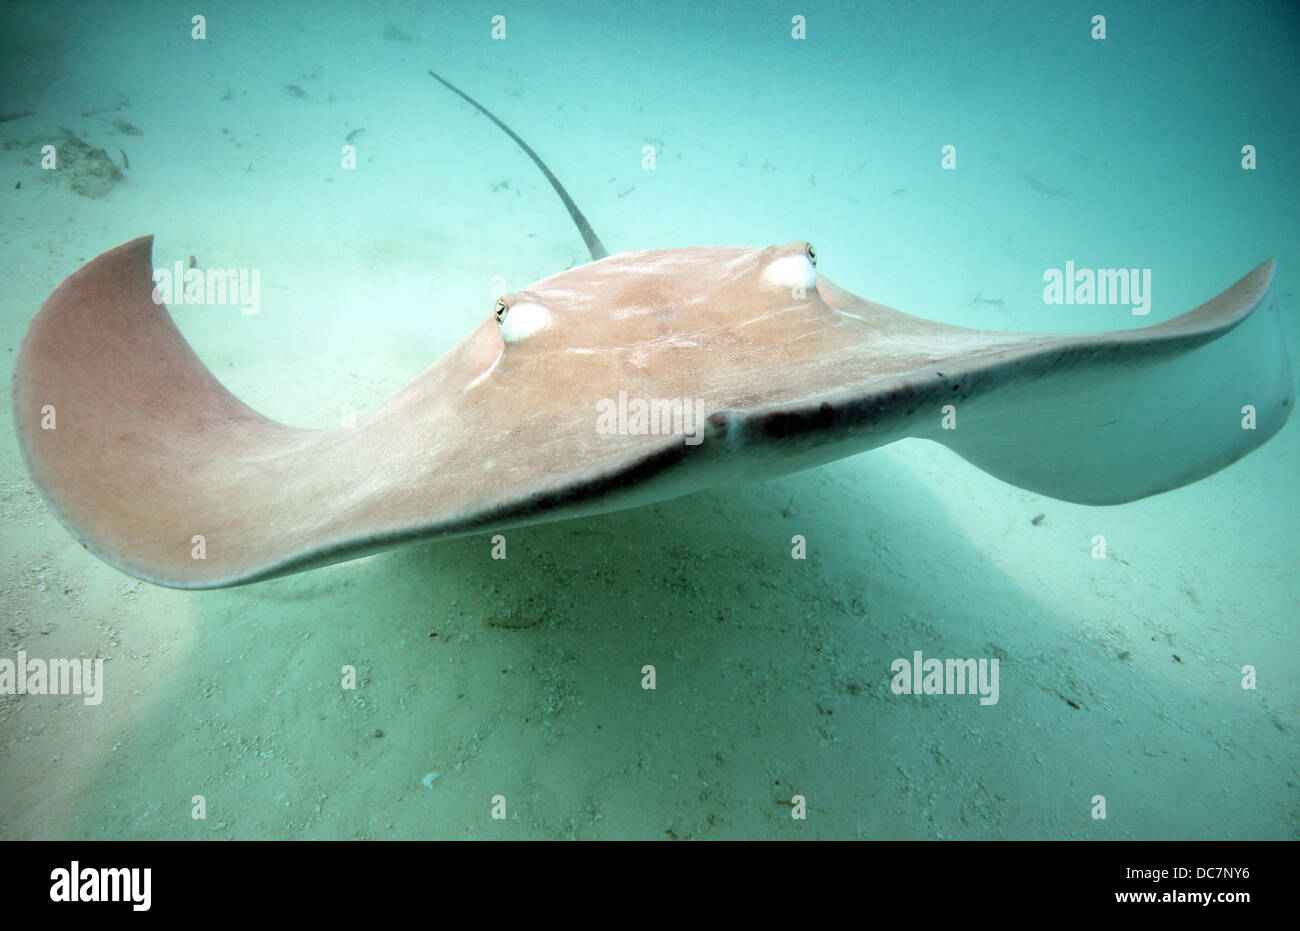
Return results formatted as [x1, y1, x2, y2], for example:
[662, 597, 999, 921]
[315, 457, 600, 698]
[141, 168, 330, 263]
[0, 0, 1296, 839]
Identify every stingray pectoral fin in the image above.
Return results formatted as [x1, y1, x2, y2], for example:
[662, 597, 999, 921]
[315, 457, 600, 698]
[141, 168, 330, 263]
[925, 261, 1292, 504]
[10, 237, 522, 589]
[12, 237, 337, 587]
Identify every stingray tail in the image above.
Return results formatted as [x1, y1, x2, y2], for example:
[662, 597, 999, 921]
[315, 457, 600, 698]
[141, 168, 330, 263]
[427, 68, 609, 262]
[931, 260, 1292, 504]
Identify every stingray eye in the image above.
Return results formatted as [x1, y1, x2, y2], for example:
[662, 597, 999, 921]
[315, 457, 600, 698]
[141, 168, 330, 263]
[806, 244, 817, 266]
[494, 299, 509, 325]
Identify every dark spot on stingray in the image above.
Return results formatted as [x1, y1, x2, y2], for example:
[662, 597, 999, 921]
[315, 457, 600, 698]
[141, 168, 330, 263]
[1031, 513, 1045, 526]
[13, 181, 19, 189]
[762, 402, 835, 439]
[284, 84, 307, 99]
[1066, 698, 1080, 709]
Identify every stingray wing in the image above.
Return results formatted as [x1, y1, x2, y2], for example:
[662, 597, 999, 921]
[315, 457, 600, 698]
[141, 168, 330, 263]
[805, 263, 1290, 505]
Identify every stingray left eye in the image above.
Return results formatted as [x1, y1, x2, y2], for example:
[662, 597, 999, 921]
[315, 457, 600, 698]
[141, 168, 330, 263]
[494, 300, 509, 325]
[806, 244, 817, 266]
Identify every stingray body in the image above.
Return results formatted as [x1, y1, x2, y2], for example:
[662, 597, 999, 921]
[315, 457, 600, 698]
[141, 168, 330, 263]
[11, 78, 1293, 589]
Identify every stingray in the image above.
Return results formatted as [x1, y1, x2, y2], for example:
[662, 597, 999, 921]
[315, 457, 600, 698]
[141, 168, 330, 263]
[11, 72, 1293, 589]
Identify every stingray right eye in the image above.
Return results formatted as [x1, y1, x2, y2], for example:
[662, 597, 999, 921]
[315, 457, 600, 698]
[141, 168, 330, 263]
[494, 300, 509, 324]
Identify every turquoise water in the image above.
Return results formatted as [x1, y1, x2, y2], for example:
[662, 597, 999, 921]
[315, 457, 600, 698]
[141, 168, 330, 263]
[0, 0, 1296, 838]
